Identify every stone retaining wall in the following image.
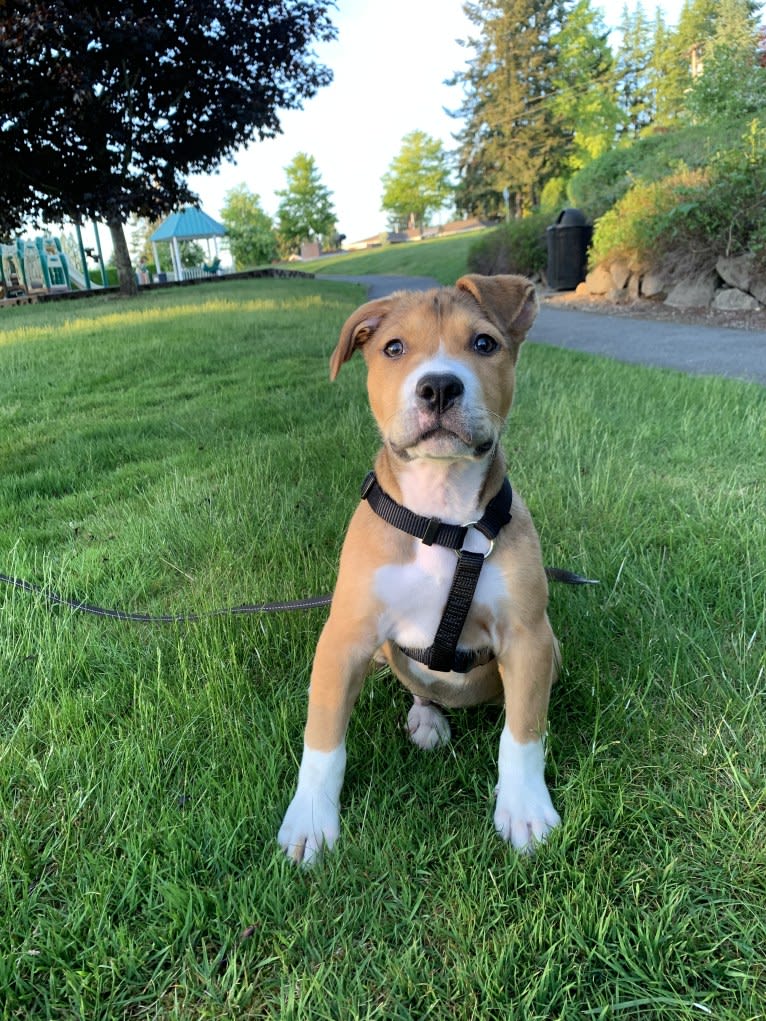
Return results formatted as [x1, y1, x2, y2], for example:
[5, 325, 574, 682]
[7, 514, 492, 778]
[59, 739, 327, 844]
[577, 253, 765, 311]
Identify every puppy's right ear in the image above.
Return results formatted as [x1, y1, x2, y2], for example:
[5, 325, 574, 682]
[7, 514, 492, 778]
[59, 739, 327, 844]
[329, 298, 391, 380]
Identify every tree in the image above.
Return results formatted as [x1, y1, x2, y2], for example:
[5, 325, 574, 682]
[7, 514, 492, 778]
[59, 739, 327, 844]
[451, 0, 570, 218]
[220, 185, 277, 268]
[380, 131, 453, 232]
[650, 0, 719, 127]
[649, 10, 682, 128]
[549, 0, 621, 170]
[275, 153, 336, 255]
[614, 2, 656, 137]
[0, 1, 335, 293]
[687, 0, 766, 121]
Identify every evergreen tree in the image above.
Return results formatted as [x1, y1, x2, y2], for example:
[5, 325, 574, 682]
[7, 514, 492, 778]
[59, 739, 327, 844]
[651, 0, 719, 126]
[275, 154, 336, 255]
[650, 10, 682, 127]
[451, 0, 569, 218]
[380, 131, 452, 232]
[687, 0, 766, 121]
[549, 0, 621, 170]
[615, 2, 655, 137]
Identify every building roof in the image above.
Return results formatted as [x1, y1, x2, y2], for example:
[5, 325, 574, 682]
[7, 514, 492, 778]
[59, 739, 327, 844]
[150, 207, 226, 242]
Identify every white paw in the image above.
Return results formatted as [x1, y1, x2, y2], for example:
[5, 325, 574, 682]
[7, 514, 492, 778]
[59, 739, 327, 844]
[494, 781, 561, 852]
[277, 743, 345, 866]
[494, 730, 560, 853]
[278, 791, 340, 866]
[407, 698, 451, 750]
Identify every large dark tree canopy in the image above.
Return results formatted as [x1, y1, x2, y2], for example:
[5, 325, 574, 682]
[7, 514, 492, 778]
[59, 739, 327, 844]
[0, 0, 335, 288]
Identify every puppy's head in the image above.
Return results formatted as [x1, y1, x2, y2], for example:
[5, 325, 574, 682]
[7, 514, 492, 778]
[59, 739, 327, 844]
[330, 274, 538, 462]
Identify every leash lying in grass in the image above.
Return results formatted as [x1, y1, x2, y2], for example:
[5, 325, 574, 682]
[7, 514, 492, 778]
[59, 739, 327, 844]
[0, 567, 597, 624]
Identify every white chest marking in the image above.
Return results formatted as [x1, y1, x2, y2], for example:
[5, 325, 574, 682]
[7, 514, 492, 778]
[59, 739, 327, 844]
[374, 546, 505, 651]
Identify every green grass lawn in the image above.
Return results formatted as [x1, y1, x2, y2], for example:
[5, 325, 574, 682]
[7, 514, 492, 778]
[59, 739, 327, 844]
[1, 277, 764, 1019]
[284, 229, 492, 284]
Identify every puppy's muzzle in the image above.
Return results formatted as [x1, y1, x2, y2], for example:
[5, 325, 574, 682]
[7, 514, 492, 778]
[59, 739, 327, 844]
[416, 372, 465, 415]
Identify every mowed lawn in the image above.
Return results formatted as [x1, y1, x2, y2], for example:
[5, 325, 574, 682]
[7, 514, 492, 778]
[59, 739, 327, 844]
[0, 277, 764, 1019]
[284, 229, 491, 284]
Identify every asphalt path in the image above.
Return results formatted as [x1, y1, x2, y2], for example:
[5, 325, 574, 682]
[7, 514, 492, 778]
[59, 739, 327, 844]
[318, 273, 766, 386]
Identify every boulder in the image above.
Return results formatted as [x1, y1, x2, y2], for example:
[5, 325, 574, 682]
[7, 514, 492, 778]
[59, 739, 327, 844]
[609, 259, 632, 291]
[712, 287, 761, 311]
[584, 265, 613, 295]
[627, 273, 641, 301]
[641, 272, 667, 299]
[747, 273, 766, 305]
[665, 273, 718, 308]
[716, 253, 755, 293]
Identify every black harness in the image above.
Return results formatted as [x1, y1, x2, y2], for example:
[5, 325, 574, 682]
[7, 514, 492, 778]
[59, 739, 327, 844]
[361, 470, 513, 674]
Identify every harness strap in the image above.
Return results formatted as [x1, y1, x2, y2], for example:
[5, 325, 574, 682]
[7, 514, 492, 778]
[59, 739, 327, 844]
[397, 549, 486, 673]
[361, 472, 469, 549]
[362, 471, 513, 674]
[397, 642, 496, 674]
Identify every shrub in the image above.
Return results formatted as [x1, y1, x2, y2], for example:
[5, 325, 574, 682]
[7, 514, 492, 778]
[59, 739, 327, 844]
[89, 266, 119, 286]
[661, 119, 766, 265]
[568, 119, 755, 222]
[590, 118, 766, 272]
[467, 213, 548, 277]
[589, 168, 708, 269]
[567, 138, 665, 220]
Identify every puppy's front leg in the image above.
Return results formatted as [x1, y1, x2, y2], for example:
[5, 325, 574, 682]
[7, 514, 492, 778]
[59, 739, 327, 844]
[495, 617, 561, 852]
[278, 619, 369, 865]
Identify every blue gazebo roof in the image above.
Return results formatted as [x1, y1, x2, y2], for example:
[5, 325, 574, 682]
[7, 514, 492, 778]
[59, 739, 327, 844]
[150, 207, 226, 242]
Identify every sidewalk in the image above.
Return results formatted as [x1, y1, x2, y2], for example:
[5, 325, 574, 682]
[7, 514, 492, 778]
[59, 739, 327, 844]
[531, 305, 766, 386]
[319, 274, 766, 386]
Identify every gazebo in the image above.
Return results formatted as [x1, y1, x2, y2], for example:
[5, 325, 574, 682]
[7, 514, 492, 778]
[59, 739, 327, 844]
[149, 207, 226, 281]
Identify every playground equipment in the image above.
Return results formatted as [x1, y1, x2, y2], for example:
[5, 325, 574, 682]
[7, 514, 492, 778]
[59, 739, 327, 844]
[38, 237, 71, 291]
[0, 244, 26, 298]
[0, 236, 72, 299]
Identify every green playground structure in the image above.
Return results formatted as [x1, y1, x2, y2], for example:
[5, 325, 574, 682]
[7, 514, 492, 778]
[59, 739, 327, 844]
[0, 236, 72, 299]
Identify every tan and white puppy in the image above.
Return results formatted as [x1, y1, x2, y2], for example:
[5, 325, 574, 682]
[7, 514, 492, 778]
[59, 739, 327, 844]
[278, 274, 561, 864]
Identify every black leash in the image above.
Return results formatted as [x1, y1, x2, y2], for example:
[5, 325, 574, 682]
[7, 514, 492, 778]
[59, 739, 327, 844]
[0, 564, 593, 627]
[0, 571, 332, 623]
[0, 474, 596, 629]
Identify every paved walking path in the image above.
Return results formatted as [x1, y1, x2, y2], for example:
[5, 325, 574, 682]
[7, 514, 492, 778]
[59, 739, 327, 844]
[318, 274, 766, 386]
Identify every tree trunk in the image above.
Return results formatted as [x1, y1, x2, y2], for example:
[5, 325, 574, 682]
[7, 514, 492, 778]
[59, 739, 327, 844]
[108, 219, 138, 296]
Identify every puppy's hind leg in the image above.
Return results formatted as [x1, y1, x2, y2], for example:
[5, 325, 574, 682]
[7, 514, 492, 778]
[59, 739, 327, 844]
[407, 696, 451, 750]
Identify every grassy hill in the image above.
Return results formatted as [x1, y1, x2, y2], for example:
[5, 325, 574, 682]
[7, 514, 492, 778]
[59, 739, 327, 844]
[285, 228, 493, 285]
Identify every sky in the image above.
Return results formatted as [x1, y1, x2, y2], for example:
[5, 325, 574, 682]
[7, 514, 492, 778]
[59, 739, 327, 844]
[186, 0, 688, 246]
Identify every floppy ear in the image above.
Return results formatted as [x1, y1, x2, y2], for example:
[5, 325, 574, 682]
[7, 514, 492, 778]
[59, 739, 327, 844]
[455, 274, 538, 340]
[329, 297, 392, 380]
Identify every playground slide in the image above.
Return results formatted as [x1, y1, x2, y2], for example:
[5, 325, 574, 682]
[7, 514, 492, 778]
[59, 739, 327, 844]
[67, 266, 104, 290]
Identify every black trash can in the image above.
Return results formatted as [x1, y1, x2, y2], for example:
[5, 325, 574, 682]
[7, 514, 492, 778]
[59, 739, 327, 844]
[546, 208, 593, 291]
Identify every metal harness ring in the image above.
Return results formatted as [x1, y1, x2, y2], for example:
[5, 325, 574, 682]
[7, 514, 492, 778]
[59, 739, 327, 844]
[456, 523, 495, 560]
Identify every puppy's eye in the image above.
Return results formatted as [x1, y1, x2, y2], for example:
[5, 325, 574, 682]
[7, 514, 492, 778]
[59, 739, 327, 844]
[472, 333, 499, 355]
[383, 339, 405, 358]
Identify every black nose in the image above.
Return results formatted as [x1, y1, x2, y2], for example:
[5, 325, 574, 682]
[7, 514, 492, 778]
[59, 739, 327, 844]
[416, 373, 464, 414]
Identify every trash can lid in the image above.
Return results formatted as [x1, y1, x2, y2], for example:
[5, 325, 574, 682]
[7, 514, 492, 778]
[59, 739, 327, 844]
[553, 208, 588, 227]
